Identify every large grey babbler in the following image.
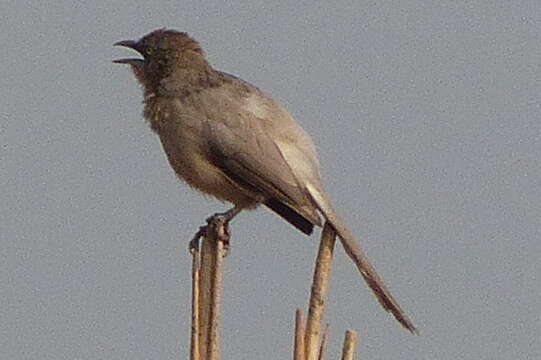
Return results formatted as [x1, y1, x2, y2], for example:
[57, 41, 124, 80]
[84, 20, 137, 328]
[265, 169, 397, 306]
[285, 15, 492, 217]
[114, 29, 416, 334]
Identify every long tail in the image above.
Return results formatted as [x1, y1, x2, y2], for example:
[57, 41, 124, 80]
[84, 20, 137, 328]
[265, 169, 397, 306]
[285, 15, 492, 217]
[306, 183, 418, 334]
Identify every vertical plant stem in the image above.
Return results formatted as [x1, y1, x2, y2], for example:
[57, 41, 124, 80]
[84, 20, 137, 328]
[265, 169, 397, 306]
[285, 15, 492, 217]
[304, 222, 337, 360]
[294, 309, 305, 360]
[207, 222, 226, 360]
[341, 330, 358, 360]
[317, 324, 330, 360]
[191, 217, 228, 360]
[190, 239, 201, 360]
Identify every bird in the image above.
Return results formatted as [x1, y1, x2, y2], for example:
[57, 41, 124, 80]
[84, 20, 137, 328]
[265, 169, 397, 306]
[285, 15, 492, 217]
[114, 29, 417, 334]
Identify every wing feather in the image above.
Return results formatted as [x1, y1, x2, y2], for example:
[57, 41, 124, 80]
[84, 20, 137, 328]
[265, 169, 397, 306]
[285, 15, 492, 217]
[204, 78, 322, 228]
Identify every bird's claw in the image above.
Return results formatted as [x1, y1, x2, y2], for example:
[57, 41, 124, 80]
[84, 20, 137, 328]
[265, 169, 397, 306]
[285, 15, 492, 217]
[207, 214, 231, 255]
[189, 214, 231, 256]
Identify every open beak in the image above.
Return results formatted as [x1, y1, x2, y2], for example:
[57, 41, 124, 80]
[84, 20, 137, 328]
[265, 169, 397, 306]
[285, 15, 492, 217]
[114, 40, 139, 49]
[113, 40, 144, 65]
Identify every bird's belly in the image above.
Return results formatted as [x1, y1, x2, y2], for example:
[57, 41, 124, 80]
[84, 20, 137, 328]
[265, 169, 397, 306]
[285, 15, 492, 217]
[158, 132, 258, 208]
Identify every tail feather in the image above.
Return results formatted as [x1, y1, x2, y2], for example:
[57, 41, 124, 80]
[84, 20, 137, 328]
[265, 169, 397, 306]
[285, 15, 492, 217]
[265, 198, 315, 235]
[306, 183, 418, 334]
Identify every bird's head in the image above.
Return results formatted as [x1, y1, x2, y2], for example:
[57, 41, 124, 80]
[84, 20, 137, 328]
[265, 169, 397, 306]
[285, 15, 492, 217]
[114, 29, 207, 90]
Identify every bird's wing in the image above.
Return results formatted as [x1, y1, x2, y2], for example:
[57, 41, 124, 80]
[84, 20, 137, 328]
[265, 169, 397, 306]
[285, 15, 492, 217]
[203, 83, 322, 232]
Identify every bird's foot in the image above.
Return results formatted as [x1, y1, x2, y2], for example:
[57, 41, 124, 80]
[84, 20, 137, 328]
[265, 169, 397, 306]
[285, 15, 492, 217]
[206, 214, 231, 255]
[189, 211, 234, 255]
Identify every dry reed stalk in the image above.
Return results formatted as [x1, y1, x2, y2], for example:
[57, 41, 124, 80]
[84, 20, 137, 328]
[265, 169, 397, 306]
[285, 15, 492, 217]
[190, 232, 202, 360]
[341, 330, 358, 360]
[304, 222, 337, 360]
[189, 218, 228, 360]
[317, 323, 330, 360]
[207, 223, 226, 360]
[294, 309, 306, 360]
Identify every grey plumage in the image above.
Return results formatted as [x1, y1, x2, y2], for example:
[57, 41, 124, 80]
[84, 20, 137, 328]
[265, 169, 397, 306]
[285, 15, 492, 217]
[114, 29, 417, 334]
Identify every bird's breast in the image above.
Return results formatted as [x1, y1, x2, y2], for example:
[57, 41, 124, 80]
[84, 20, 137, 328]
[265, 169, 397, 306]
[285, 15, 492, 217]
[143, 96, 258, 207]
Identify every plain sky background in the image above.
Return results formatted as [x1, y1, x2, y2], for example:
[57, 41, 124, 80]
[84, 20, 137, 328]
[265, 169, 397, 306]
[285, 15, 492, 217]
[1, 1, 539, 359]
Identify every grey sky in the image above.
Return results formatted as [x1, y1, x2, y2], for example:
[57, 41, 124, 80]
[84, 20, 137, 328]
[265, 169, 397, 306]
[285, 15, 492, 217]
[1, 1, 539, 359]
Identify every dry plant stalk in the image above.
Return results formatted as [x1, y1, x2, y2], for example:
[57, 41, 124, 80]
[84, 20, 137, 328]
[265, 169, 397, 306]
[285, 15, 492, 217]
[190, 230, 202, 360]
[189, 218, 359, 360]
[341, 330, 358, 360]
[294, 309, 306, 360]
[207, 236, 225, 359]
[190, 218, 229, 360]
[304, 222, 337, 360]
[317, 323, 330, 360]
[294, 222, 359, 360]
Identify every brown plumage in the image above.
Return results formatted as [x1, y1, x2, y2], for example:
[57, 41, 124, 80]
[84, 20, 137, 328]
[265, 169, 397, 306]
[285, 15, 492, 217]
[114, 29, 417, 334]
